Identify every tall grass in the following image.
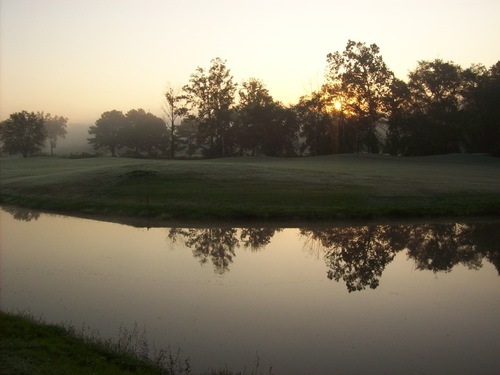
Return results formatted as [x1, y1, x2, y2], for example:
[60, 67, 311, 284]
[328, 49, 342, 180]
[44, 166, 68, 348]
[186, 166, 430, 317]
[0, 310, 273, 375]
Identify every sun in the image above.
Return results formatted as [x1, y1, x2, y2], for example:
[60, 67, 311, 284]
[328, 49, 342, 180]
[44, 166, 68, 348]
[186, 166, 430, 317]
[334, 101, 342, 111]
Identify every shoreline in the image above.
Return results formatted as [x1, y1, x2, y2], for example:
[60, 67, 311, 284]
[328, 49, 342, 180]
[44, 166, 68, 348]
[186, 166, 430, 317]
[1, 154, 499, 227]
[2, 203, 500, 229]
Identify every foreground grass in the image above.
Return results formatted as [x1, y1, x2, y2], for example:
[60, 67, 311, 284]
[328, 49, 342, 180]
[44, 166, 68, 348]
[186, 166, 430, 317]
[0, 311, 173, 375]
[0, 311, 266, 375]
[1, 153, 499, 222]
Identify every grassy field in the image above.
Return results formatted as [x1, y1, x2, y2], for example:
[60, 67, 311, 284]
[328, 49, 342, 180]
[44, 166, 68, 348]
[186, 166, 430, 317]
[1, 153, 499, 222]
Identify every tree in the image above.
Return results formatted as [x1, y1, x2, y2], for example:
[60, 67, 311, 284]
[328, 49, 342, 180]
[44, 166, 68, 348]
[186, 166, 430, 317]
[123, 109, 167, 157]
[176, 116, 199, 158]
[183, 57, 237, 157]
[385, 78, 412, 155]
[259, 104, 299, 157]
[295, 90, 337, 155]
[325, 40, 394, 153]
[462, 61, 500, 155]
[164, 87, 188, 158]
[459, 63, 488, 152]
[39, 112, 68, 156]
[405, 59, 464, 154]
[0, 111, 47, 157]
[235, 78, 276, 155]
[88, 110, 127, 156]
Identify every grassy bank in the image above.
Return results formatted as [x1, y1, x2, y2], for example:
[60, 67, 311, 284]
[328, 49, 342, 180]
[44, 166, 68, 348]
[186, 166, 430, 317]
[1, 154, 499, 221]
[0, 311, 261, 375]
[0, 311, 175, 375]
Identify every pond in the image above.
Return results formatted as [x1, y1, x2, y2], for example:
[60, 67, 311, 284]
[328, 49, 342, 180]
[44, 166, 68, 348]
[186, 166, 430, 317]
[1, 206, 499, 374]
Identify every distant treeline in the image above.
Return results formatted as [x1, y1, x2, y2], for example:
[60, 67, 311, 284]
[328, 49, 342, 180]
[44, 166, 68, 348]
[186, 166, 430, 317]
[88, 40, 500, 158]
[2, 40, 499, 158]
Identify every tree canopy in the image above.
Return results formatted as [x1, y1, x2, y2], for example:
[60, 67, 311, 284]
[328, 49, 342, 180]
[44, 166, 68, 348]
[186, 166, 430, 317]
[183, 57, 237, 157]
[88, 110, 127, 156]
[325, 40, 394, 153]
[39, 112, 68, 156]
[0, 111, 47, 157]
[88, 109, 166, 156]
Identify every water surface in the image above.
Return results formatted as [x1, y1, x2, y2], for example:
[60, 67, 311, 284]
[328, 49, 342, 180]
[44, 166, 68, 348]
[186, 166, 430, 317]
[1, 207, 499, 374]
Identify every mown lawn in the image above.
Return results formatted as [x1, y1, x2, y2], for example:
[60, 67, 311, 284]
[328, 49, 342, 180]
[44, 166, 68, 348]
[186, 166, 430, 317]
[1, 153, 499, 221]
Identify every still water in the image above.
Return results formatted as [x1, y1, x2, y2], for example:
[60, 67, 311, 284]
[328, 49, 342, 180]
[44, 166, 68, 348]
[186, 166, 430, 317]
[1, 206, 499, 374]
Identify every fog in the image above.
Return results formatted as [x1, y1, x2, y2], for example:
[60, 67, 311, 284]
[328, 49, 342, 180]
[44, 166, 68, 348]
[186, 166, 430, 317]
[44, 123, 93, 155]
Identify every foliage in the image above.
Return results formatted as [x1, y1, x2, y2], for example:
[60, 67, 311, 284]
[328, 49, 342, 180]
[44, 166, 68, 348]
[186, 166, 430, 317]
[88, 109, 166, 157]
[39, 112, 68, 156]
[5, 42, 500, 160]
[385, 59, 500, 156]
[176, 116, 200, 158]
[384, 78, 412, 155]
[183, 57, 237, 157]
[325, 40, 394, 153]
[258, 104, 299, 157]
[124, 109, 167, 157]
[295, 90, 338, 155]
[234, 78, 276, 155]
[0, 111, 47, 157]
[88, 110, 127, 156]
[461, 61, 500, 155]
[405, 59, 464, 154]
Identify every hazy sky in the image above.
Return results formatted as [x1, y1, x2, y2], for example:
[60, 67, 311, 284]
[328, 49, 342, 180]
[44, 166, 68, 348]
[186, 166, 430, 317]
[1, 0, 499, 124]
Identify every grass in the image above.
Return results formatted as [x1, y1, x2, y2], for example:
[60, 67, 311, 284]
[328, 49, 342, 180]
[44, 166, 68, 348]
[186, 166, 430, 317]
[0, 311, 180, 375]
[0, 311, 271, 375]
[1, 153, 500, 222]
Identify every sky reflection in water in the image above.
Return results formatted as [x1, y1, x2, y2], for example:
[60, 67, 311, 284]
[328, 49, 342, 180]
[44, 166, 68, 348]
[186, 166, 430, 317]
[1, 207, 499, 374]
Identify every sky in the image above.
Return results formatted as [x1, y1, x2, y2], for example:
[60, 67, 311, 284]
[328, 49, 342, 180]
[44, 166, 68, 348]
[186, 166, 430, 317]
[1, 0, 499, 125]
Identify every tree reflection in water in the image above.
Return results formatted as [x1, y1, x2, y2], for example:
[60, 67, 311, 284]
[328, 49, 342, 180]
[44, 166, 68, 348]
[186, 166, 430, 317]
[168, 228, 239, 274]
[406, 224, 482, 272]
[168, 228, 282, 274]
[301, 222, 500, 292]
[3, 206, 41, 221]
[4, 207, 498, 290]
[240, 228, 282, 251]
[300, 226, 407, 292]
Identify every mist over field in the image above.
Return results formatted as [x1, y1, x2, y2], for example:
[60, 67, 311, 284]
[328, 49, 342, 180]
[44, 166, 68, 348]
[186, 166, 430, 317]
[44, 123, 93, 155]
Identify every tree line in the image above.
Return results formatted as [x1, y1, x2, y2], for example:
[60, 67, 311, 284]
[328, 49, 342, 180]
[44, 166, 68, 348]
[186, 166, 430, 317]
[2, 40, 499, 158]
[0, 111, 67, 157]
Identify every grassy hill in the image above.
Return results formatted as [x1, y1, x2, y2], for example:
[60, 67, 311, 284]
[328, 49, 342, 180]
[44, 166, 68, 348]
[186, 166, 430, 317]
[1, 154, 499, 222]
